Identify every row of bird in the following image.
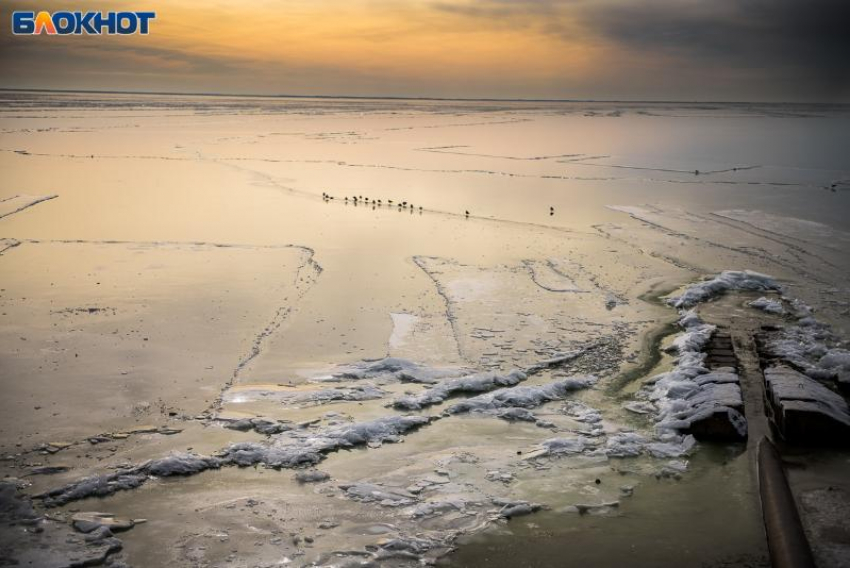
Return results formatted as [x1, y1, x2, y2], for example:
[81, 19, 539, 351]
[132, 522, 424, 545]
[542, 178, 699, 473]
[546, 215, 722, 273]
[322, 192, 423, 211]
[321, 192, 556, 217]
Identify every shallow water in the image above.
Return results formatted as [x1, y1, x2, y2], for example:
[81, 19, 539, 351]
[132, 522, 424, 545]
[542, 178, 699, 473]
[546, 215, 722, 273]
[0, 92, 848, 566]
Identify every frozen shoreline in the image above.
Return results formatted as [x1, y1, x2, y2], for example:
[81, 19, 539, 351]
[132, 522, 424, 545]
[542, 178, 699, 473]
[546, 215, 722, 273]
[1, 96, 848, 567]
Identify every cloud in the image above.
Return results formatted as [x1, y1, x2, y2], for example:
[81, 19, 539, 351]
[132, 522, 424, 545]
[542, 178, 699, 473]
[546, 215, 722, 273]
[578, 0, 850, 97]
[0, 0, 847, 100]
[425, 0, 850, 99]
[430, 0, 563, 18]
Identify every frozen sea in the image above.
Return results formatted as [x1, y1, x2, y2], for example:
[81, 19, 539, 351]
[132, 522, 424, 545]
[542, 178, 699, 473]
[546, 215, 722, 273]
[0, 92, 849, 567]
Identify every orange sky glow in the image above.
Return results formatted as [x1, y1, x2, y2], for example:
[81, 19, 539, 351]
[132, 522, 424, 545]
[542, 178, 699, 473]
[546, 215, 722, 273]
[1, 0, 847, 101]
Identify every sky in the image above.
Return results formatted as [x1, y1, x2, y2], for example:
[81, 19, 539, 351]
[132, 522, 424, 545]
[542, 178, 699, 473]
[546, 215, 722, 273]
[1, 0, 848, 102]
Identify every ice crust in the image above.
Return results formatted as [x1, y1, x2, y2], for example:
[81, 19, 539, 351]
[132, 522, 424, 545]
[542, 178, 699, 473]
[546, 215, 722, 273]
[492, 497, 543, 519]
[531, 430, 695, 460]
[315, 357, 466, 384]
[444, 376, 597, 417]
[222, 415, 432, 469]
[748, 296, 785, 315]
[820, 350, 850, 386]
[639, 310, 748, 439]
[600, 432, 646, 457]
[35, 298, 766, 567]
[668, 270, 780, 309]
[538, 437, 589, 456]
[378, 536, 439, 554]
[523, 346, 596, 375]
[393, 370, 527, 410]
[2, 482, 127, 567]
[34, 265, 801, 565]
[764, 312, 850, 387]
[663, 270, 850, 444]
[408, 499, 470, 519]
[288, 385, 387, 404]
[39, 417, 430, 507]
[339, 483, 418, 507]
[295, 470, 331, 483]
[41, 369, 598, 510]
[223, 417, 292, 435]
[38, 454, 223, 507]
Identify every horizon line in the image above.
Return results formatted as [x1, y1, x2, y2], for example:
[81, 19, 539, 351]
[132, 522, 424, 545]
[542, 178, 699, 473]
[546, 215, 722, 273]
[0, 86, 847, 107]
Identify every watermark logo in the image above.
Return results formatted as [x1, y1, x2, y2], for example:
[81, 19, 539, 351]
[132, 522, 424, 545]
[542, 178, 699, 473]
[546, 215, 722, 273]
[12, 11, 156, 35]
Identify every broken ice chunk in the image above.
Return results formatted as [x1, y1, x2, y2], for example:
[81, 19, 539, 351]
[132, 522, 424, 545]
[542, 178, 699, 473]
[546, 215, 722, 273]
[392, 370, 526, 411]
[339, 483, 418, 507]
[668, 270, 780, 309]
[444, 376, 597, 417]
[748, 296, 785, 315]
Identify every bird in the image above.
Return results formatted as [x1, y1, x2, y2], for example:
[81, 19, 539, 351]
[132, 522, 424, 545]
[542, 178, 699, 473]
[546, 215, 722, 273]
[418, 206, 423, 211]
[550, 206, 554, 216]
[388, 199, 393, 204]
[465, 210, 470, 217]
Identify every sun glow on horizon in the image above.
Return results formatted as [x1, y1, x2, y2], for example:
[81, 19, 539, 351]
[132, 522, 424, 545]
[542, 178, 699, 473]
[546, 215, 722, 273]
[1, 0, 847, 101]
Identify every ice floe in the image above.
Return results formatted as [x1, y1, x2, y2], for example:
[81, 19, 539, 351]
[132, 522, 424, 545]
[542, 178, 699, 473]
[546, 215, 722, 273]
[407, 499, 470, 519]
[222, 415, 432, 469]
[374, 536, 443, 560]
[37, 454, 224, 507]
[222, 416, 293, 435]
[560, 501, 620, 516]
[295, 470, 331, 483]
[225, 384, 387, 407]
[536, 437, 590, 457]
[819, 350, 850, 387]
[748, 296, 785, 315]
[561, 401, 605, 435]
[637, 311, 748, 441]
[1, 481, 128, 567]
[524, 345, 597, 374]
[313, 357, 466, 385]
[492, 497, 543, 519]
[339, 483, 418, 507]
[39, 417, 431, 507]
[668, 270, 780, 309]
[599, 432, 646, 458]
[668, 310, 715, 355]
[759, 301, 850, 388]
[484, 470, 514, 484]
[444, 376, 597, 417]
[393, 370, 527, 410]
